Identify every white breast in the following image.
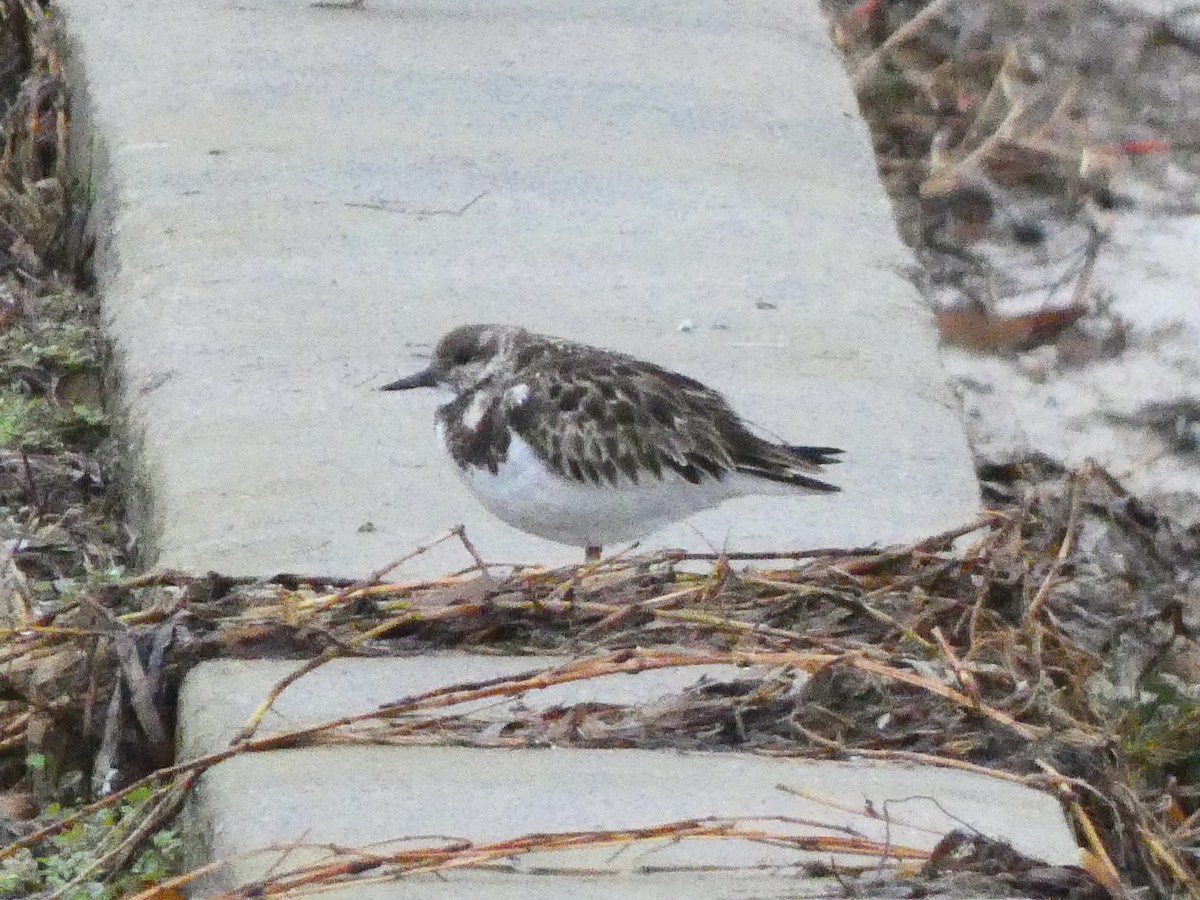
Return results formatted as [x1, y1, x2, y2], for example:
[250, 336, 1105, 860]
[439, 428, 784, 549]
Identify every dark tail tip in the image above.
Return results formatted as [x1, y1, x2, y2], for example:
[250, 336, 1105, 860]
[787, 445, 844, 467]
[791, 473, 841, 493]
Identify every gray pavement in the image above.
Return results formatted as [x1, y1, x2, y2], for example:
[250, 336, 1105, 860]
[59, 0, 980, 579]
[180, 658, 1081, 896]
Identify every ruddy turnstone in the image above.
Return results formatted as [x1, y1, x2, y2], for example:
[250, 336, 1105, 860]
[382, 324, 842, 560]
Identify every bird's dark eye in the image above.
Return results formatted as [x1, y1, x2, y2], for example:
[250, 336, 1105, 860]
[452, 349, 473, 365]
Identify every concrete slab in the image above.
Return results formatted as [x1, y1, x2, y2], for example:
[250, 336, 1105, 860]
[177, 656, 750, 758]
[187, 746, 1077, 897]
[178, 658, 1080, 896]
[58, 0, 980, 578]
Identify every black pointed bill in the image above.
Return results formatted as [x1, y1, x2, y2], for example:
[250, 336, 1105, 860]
[380, 368, 436, 391]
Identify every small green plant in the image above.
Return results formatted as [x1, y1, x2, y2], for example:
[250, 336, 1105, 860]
[1119, 675, 1200, 787]
[0, 394, 107, 452]
[0, 787, 182, 898]
[0, 395, 41, 448]
[0, 281, 106, 453]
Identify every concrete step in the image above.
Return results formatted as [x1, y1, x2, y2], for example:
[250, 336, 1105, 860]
[179, 658, 1080, 897]
[57, 0, 980, 579]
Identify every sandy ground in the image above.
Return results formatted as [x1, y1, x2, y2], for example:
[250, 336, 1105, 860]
[824, 0, 1200, 524]
[944, 170, 1200, 524]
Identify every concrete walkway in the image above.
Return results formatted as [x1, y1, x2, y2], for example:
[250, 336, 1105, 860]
[59, 0, 979, 579]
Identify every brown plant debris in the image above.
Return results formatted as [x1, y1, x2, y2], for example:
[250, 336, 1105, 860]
[824, 0, 1197, 360]
[0, 463, 1198, 896]
[936, 300, 1089, 354]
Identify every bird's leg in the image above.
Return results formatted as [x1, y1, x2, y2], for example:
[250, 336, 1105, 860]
[584, 545, 602, 562]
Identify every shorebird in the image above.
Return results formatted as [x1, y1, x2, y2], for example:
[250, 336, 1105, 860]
[382, 324, 841, 560]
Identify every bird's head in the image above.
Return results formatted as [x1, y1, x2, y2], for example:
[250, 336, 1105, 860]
[381, 324, 524, 396]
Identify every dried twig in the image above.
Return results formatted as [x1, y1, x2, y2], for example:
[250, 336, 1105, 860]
[852, 0, 963, 88]
[1022, 473, 1082, 627]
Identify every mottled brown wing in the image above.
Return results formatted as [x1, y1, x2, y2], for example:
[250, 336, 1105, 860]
[506, 349, 753, 488]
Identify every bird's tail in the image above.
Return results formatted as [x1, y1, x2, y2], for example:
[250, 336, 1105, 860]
[785, 445, 843, 468]
[735, 443, 843, 493]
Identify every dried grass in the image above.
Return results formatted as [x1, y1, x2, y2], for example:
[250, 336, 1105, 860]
[1, 462, 1198, 895]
